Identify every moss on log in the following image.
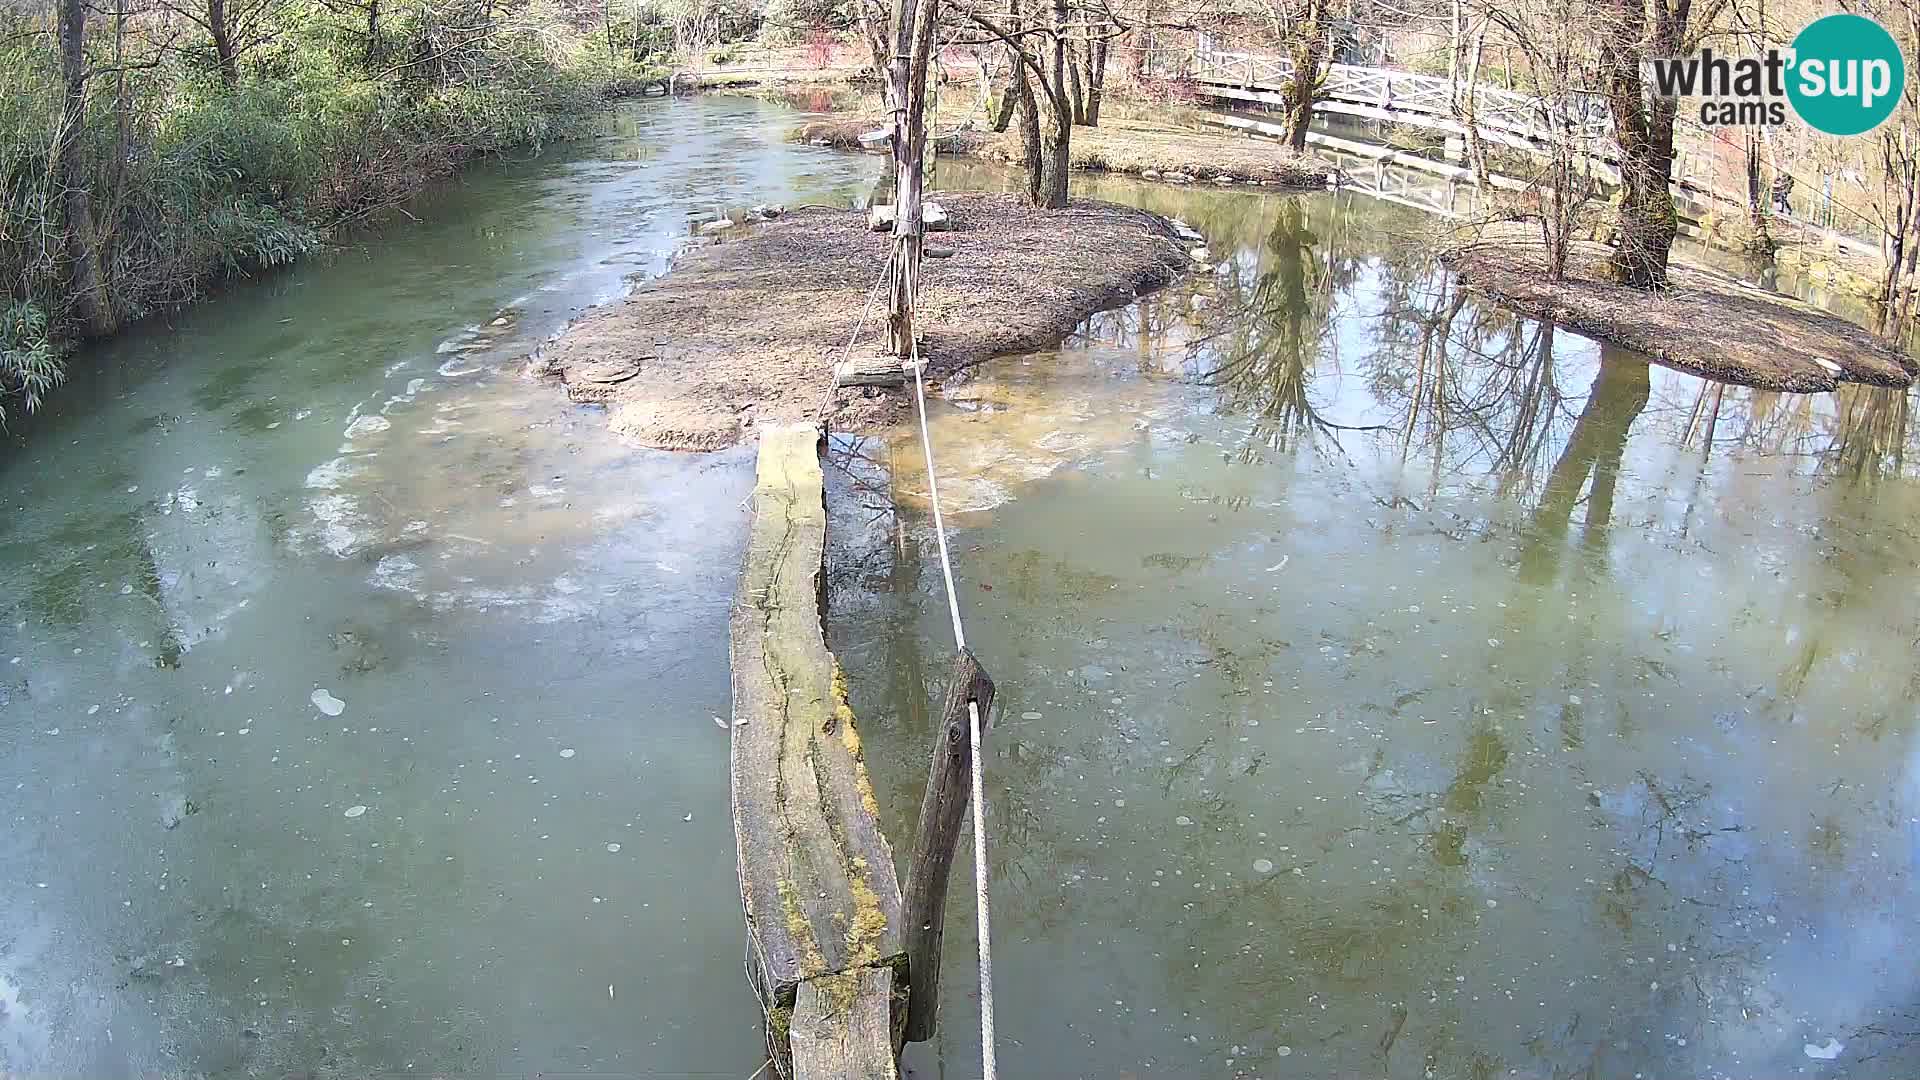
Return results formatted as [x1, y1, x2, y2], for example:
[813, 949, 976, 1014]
[731, 423, 904, 1078]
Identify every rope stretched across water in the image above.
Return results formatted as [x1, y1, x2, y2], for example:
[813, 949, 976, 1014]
[821, 235, 997, 1080]
[902, 250, 998, 1080]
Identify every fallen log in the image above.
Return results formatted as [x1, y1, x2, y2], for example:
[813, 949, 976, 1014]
[731, 424, 906, 1078]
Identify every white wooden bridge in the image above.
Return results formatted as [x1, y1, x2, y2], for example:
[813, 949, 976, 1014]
[1173, 46, 1877, 256]
[1188, 48, 1612, 154]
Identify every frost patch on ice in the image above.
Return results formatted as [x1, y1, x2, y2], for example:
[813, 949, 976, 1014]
[161, 486, 201, 514]
[343, 415, 392, 440]
[307, 494, 367, 557]
[311, 688, 346, 716]
[371, 554, 421, 594]
[1805, 1039, 1844, 1061]
[305, 456, 359, 491]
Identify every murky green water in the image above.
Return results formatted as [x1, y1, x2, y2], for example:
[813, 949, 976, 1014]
[6, 100, 1918, 1080]
[836, 170, 1920, 1079]
[0, 96, 877, 1076]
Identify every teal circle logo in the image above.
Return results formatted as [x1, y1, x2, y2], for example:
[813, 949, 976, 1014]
[1787, 14, 1905, 136]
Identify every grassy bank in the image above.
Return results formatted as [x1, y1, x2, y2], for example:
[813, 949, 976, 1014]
[1, 0, 664, 422]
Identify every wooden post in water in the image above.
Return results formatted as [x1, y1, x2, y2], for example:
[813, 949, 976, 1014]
[900, 648, 996, 1043]
[885, 0, 936, 357]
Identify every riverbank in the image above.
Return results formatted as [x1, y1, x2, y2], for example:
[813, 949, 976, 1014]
[537, 193, 1189, 450]
[0, 8, 659, 424]
[795, 116, 1338, 187]
[1445, 230, 1919, 392]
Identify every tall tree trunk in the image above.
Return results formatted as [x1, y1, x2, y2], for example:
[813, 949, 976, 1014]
[208, 0, 239, 85]
[1016, 65, 1042, 203]
[990, 0, 1022, 131]
[58, 0, 116, 337]
[1085, 35, 1107, 125]
[1036, 0, 1070, 207]
[1599, 0, 1677, 288]
[1282, 0, 1331, 151]
[366, 0, 384, 66]
[1066, 46, 1085, 125]
[1742, 130, 1772, 252]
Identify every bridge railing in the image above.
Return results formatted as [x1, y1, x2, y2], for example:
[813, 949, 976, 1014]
[1190, 49, 1611, 146]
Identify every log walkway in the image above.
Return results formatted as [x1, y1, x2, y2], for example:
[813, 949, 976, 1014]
[730, 424, 905, 1078]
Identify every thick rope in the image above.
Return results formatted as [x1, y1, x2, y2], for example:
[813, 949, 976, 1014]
[904, 254, 997, 1080]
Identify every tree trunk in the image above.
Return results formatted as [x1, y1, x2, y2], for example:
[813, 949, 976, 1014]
[1085, 35, 1106, 126]
[1456, 29, 1491, 188]
[1599, 0, 1677, 288]
[1742, 130, 1773, 252]
[366, 0, 384, 66]
[1282, 0, 1330, 152]
[989, 0, 1022, 131]
[58, 0, 116, 337]
[1036, 0, 1071, 207]
[1065, 22, 1085, 125]
[1016, 66, 1042, 203]
[208, 0, 239, 86]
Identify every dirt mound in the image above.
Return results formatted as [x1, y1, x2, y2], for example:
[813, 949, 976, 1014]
[1445, 232, 1918, 392]
[538, 193, 1189, 450]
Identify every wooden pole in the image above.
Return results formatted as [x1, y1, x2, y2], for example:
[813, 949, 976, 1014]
[887, 0, 936, 357]
[901, 647, 996, 1043]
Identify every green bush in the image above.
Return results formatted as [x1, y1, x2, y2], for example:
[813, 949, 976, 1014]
[0, 303, 61, 425]
[0, 0, 622, 416]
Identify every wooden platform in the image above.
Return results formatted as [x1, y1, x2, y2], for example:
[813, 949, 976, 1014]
[730, 424, 906, 1078]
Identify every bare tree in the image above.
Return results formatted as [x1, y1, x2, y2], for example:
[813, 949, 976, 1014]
[159, 0, 282, 84]
[1595, 0, 1728, 287]
[57, 0, 118, 336]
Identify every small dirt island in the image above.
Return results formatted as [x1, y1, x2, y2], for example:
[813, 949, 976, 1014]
[537, 193, 1190, 450]
[1445, 230, 1920, 393]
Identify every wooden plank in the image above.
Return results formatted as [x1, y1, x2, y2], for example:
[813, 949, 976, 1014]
[901, 649, 996, 1043]
[731, 424, 906, 1065]
[791, 970, 901, 1080]
[835, 355, 925, 388]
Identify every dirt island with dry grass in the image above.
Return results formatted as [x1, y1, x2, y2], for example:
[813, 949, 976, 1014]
[535, 193, 1189, 450]
[794, 115, 1338, 188]
[1445, 230, 1919, 393]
